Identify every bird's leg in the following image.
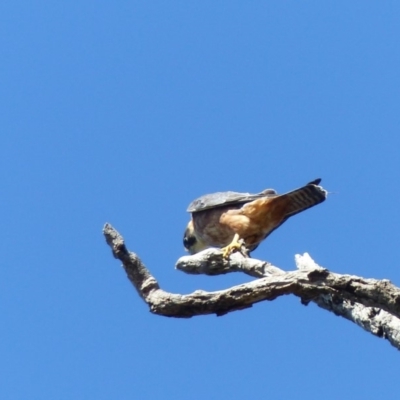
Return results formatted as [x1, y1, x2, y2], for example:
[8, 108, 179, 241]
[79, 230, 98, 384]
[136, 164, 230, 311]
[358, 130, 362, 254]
[221, 233, 246, 259]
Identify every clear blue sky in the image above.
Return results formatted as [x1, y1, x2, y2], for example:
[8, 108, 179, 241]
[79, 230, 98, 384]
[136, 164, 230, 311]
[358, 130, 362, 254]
[2, 2, 400, 399]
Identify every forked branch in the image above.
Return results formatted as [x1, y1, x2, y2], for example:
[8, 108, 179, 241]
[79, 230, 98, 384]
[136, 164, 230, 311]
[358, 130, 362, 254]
[103, 223, 400, 350]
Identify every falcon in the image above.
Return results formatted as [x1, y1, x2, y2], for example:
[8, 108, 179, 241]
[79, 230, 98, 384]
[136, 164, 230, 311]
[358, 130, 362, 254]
[183, 179, 327, 257]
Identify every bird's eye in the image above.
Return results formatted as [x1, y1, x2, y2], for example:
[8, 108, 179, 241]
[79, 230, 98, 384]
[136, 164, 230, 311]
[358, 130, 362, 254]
[183, 234, 197, 248]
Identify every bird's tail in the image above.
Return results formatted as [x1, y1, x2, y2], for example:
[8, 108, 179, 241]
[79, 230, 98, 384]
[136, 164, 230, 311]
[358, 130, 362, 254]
[231, 179, 327, 252]
[280, 179, 327, 218]
[242, 179, 327, 225]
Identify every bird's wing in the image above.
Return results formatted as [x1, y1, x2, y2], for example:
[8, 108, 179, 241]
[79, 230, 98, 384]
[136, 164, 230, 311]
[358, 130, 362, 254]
[187, 189, 277, 213]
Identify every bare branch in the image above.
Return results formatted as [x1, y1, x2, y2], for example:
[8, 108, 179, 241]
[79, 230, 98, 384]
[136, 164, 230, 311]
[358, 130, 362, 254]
[176, 250, 285, 277]
[103, 223, 400, 349]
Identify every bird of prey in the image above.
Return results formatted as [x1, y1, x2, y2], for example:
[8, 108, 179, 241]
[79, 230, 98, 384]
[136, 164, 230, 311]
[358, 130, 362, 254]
[183, 179, 327, 257]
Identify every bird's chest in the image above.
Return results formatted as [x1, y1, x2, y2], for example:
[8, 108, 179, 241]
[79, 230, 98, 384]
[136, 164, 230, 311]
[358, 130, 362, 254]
[192, 206, 237, 246]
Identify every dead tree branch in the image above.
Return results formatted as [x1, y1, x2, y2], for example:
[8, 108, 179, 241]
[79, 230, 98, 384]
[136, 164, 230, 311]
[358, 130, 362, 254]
[103, 223, 400, 350]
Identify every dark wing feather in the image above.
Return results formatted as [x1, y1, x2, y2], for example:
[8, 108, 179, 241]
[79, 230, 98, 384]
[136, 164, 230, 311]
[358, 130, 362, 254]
[187, 188, 277, 213]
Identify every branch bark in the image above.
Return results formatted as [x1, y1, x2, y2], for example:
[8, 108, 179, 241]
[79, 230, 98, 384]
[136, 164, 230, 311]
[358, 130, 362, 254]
[103, 223, 400, 350]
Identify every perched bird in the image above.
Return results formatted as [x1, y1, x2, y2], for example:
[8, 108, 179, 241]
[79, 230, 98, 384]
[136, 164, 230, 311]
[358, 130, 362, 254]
[183, 179, 327, 257]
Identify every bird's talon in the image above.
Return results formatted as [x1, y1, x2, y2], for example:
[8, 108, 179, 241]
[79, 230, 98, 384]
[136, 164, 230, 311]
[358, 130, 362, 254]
[221, 235, 244, 259]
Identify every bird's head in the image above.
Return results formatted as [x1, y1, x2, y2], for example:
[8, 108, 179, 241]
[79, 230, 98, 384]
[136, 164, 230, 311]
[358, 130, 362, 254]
[183, 220, 208, 255]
